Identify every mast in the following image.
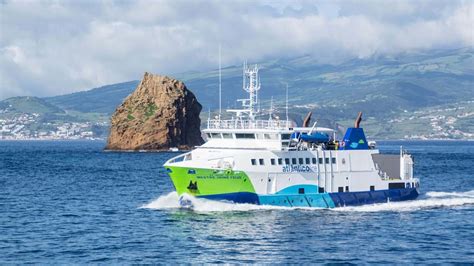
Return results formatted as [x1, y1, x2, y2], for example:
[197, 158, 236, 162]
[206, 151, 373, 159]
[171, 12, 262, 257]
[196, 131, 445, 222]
[269, 96, 274, 120]
[218, 44, 222, 120]
[242, 63, 261, 120]
[285, 83, 289, 122]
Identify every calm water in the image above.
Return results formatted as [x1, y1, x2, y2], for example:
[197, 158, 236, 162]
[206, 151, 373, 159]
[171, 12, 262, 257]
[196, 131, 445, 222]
[1, 140, 473, 263]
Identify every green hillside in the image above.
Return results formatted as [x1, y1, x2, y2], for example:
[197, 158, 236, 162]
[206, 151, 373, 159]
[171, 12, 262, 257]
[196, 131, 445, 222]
[44, 81, 140, 114]
[41, 48, 473, 120]
[178, 48, 473, 112]
[1, 96, 65, 115]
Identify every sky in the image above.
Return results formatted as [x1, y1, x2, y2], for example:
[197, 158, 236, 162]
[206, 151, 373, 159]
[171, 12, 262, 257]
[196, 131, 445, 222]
[0, 0, 473, 100]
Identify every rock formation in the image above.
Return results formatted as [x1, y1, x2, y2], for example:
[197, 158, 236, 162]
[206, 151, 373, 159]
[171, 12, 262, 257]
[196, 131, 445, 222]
[105, 72, 203, 151]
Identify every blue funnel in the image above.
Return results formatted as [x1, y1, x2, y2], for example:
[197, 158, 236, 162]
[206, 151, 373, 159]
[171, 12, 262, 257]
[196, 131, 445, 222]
[341, 128, 368, 150]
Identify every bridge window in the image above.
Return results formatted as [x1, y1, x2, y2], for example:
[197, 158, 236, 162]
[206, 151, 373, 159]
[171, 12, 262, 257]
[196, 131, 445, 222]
[292, 158, 297, 164]
[312, 158, 317, 164]
[305, 158, 310, 164]
[251, 159, 257, 165]
[370, 185, 375, 191]
[264, 134, 278, 139]
[285, 158, 290, 165]
[325, 158, 330, 164]
[281, 134, 291, 140]
[319, 158, 323, 164]
[259, 159, 265, 165]
[270, 159, 276, 165]
[298, 158, 304, 164]
[338, 187, 344, 193]
[236, 133, 255, 139]
[206, 133, 212, 138]
[211, 133, 221, 138]
[222, 133, 233, 139]
[331, 158, 336, 164]
[281, 142, 289, 147]
[278, 158, 283, 165]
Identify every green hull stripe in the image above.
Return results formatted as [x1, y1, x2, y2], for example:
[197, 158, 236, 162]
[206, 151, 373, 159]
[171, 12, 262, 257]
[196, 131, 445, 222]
[166, 166, 256, 196]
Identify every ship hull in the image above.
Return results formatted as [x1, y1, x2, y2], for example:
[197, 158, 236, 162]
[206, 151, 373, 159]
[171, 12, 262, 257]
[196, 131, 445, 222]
[166, 166, 419, 208]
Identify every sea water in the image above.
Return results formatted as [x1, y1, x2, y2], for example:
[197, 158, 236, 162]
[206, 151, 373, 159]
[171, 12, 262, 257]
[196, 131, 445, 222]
[1, 140, 473, 263]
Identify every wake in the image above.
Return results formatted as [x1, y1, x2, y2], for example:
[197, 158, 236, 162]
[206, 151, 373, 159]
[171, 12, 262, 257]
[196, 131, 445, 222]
[333, 190, 474, 212]
[140, 190, 474, 213]
[140, 192, 288, 212]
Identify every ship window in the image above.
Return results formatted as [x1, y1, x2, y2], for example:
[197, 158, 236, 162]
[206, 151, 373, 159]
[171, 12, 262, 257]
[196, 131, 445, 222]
[319, 158, 323, 164]
[188, 169, 196, 174]
[370, 185, 375, 191]
[285, 158, 290, 165]
[222, 133, 233, 139]
[332, 158, 336, 164]
[298, 158, 304, 164]
[281, 142, 289, 147]
[251, 159, 257, 165]
[278, 158, 283, 165]
[292, 158, 297, 164]
[270, 159, 276, 165]
[325, 158, 330, 164]
[281, 134, 291, 140]
[298, 188, 305, 194]
[211, 133, 221, 138]
[206, 133, 212, 138]
[305, 158, 310, 164]
[236, 133, 255, 139]
[389, 183, 405, 189]
[345, 186, 349, 192]
[318, 187, 325, 193]
[338, 187, 344, 193]
[259, 159, 265, 165]
[312, 158, 317, 164]
[265, 134, 278, 139]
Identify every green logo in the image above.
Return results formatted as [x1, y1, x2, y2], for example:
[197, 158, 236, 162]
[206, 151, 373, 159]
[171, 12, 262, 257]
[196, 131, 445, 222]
[358, 139, 365, 144]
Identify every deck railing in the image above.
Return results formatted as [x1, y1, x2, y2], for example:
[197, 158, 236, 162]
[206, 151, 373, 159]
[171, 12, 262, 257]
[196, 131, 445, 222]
[207, 119, 293, 130]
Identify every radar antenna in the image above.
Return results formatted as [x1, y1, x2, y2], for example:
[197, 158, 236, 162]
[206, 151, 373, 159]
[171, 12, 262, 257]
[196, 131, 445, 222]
[241, 62, 261, 120]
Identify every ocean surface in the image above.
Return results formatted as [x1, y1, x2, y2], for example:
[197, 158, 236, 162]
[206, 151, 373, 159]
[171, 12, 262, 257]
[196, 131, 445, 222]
[1, 140, 473, 263]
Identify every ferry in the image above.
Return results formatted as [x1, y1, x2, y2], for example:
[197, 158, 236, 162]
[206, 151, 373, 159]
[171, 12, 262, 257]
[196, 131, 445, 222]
[164, 63, 420, 208]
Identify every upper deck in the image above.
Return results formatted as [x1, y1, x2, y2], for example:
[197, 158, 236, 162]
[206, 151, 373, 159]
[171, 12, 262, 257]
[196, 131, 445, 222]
[206, 118, 293, 131]
[201, 118, 335, 150]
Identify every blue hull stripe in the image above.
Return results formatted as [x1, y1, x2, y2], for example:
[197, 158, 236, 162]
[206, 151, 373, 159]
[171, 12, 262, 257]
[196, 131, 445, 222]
[200, 192, 260, 205]
[329, 188, 419, 207]
[197, 188, 419, 208]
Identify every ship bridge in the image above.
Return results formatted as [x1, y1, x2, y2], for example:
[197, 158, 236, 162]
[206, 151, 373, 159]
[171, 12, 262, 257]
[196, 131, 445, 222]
[200, 62, 334, 150]
[202, 118, 334, 150]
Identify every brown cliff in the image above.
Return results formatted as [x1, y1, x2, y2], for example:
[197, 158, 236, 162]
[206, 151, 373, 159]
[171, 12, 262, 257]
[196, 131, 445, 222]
[105, 72, 203, 151]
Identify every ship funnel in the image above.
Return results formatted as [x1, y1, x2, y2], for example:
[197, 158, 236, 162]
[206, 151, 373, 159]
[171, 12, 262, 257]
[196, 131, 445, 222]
[354, 112, 362, 128]
[341, 112, 368, 150]
[302, 111, 312, 127]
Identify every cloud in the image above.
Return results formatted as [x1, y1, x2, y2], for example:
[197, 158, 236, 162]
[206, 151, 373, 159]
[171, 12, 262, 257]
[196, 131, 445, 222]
[0, 0, 472, 100]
